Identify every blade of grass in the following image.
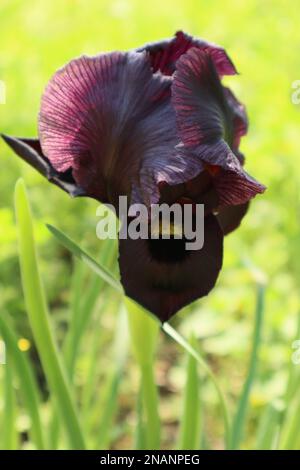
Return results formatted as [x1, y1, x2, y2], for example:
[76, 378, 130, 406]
[96, 305, 129, 449]
[14, 179, 85, 450]
[64, 239, 117, 377]
[283, 310, 300, 406]
[162, 322, 231, 449]
[2, 353, 18, 450]
[81, 298, 111, 423]
[276, 308, 300, 449]
[280, 386, 300, 448]
[178, 335, 202, 450]
[256, 401, 283, 449]
[63, 260, 89, 377]
[230, 284, 265, 449]
[47, 260, 86, 449]
[134, 389, 146, 450]
[47, 224, 122, 294]
[0, 314, 44, 449]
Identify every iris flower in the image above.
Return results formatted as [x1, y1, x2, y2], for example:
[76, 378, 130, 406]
[2, 31, 265, 321]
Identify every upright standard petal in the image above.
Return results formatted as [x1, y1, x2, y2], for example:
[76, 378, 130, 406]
[137, 31, 237, 77]
[172, 47, 265, 207]
[39, 51, 200, 209]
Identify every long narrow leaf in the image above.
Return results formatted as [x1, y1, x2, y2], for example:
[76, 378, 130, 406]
[230, 285, 265, 449]
[0, 314, 44, 449]
[280, 388, 300, 448]
[64, 239, 117, 377]
[14, 179, 85, 450]
[256, 401, 283, 449]
[96, 306, 129, 449]
[2, 352, 18, 450]
[47, 224, 122, 293]
[178, 335, 201, 450]
[134, 389, 146, 450]
[162, 322, 231, 449]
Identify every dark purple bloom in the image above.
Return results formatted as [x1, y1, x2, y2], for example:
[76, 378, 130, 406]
[2, 31, 265, 322]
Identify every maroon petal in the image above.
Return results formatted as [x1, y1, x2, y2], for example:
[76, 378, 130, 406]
[138, 30, 237, 77]
[119, 213, 223, 322]
[217, 202, 249, 235]
[39, 51, 200, 209]
[1, 134, 84, 197]
[224, 87, 248, 158]
[172, 47, 265, 206]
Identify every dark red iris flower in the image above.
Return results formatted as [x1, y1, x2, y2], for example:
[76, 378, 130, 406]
[2, 31, 265, 322]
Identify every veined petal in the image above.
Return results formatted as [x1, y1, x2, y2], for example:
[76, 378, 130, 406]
[138, 30, 237, 77]
[119, 214, 223, 321]
[172, 47, 265, 206]
[224, 87, 248, 157]
[39, 51, 198, 208]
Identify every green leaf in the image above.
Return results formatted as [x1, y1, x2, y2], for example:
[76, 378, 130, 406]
[256, 401, 283, 449]
[47, 224, 123, 294]
[14, 179, 85, 450]
[2, 347, 18, 450]
[64, 239, 117, 378]
[0, 314, 44, 449]
[178, 335, 202, 450]
[134, 389, 147, 450]
[96, 306, 129, 449]
[230, 285, 265, 449]
[162, 322, 231, 449]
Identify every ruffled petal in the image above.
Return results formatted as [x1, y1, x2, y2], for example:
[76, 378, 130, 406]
[39, 51, 201, 209]
[224, 87, 248, 157]
[39, 52, 171, 204]
[138, 30, 237, 77]
[172, 47, 265, 206]
[119, 213, 223, 321]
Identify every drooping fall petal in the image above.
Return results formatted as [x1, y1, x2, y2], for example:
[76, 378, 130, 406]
[172, 47, 265, 206]
[119, 213, 223, 321]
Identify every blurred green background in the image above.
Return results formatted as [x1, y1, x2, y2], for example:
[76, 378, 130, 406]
[1, 0, 300, 450]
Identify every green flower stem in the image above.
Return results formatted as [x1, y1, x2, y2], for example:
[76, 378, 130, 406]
[140, 361, 160, 449]
[179, 335, 201, 450]
[125, 298, 160, 449]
